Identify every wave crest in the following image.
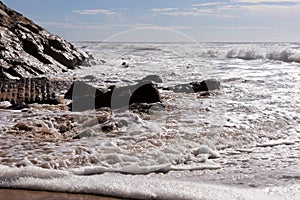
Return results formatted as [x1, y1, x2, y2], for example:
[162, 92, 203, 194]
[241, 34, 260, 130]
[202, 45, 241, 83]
[223, 45, 300, 63]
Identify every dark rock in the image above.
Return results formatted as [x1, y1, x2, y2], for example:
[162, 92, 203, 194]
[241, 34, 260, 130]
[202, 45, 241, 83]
[138, 75, 163, 83]
[81, 74, 96, 80]
[191, 79, 220, 92]
[129, 81, 161, 104]
[0, 1, 87, 79]
[64, 80, 111, 111]
[66, 81, 161, 111]
[169, 79, 220, 93]
[110, 81, 160, 109]
[68, 95, 98, 112]
[7, 102, 29, 110]
[121, 62, 129, 68]
[64, 81, 101, 100]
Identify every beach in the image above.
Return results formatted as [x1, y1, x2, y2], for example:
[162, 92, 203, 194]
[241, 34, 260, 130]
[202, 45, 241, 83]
[0, 189, 120, 200]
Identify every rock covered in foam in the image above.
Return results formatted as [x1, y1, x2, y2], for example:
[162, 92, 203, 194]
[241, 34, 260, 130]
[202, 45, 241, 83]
[192, 145, 221, 159]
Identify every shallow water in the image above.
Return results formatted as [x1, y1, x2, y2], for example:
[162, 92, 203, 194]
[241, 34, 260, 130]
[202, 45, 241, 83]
[0, 42, 300, 199]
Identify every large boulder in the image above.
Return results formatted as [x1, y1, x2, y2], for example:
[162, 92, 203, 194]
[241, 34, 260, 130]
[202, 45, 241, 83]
[0, 1, 87, 79]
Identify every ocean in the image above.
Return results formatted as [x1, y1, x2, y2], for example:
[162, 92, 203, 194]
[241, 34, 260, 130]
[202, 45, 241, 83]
[0, 42, 300, 199]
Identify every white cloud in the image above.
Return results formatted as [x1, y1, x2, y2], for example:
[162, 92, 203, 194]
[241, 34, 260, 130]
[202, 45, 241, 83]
[159, 9, 213, 16]
[150, 7, 234, 18]
[192, 2, 227, 7]
[74, 9, 117, 16]
[150, 8, 179, 12]
[221, 3, 300, 16]
[39, 21, 190, 31]
[199, 25, 286, 30]
[126, 24, 190, 30]
[150, 1, 300, 19]
[39, 21, 115, 29]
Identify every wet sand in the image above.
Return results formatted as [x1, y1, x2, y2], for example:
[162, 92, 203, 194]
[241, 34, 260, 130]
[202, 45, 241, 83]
[0, 189, 121, 200]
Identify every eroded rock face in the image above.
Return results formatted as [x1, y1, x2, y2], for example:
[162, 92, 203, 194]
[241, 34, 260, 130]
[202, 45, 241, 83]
[0, 77, 60, 108]
[0, 1, 87, 79]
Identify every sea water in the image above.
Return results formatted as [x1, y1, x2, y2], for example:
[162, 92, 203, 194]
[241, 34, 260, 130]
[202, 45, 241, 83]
[0, 42, 299, 199]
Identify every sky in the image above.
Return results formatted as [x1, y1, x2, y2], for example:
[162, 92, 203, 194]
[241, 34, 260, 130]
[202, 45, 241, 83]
[2, 0, 300, 42]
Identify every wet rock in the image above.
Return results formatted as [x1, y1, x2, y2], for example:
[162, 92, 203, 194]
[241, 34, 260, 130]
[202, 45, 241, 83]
[81, 74, 97, 80]
[66, 80, 161, 111]
[121, 61, 129, 67]
[0, 77, 59, 107]
[0, 2, 87, 79]
[138, 75, 163, 83]
[7, 102, 29, 110]
[191, 79, 221, 92]
[169, 79, 220, 93]
[14, 121, 33, 131]
[65, 81, 111, 111]
[101, 123, 117, 132]
[64, 80, 104, 100]
[111, 81, 161, 109]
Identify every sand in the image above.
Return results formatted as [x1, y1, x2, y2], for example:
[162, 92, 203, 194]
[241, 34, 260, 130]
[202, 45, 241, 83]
[0, 189, 121, 200]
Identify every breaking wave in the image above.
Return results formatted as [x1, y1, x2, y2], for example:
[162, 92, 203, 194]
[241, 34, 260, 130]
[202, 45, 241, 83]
[225, 48, 300, 63]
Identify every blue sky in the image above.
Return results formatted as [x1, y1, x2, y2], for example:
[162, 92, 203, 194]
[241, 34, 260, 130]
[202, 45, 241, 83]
[3, 0, 300, 42]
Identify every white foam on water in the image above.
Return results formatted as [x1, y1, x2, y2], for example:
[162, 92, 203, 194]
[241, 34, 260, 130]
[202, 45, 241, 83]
[0, 165, 299, 200]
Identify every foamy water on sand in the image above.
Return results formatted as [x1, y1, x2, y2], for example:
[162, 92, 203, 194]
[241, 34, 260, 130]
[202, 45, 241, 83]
[0, 42, 300, 199]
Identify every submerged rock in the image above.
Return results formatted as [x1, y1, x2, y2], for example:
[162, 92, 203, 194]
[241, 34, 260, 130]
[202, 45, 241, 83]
[169, 79, 220, 93]
[0, 1, 87, 79]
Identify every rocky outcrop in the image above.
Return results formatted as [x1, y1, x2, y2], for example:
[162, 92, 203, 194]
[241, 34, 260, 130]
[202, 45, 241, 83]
[0, 1, 87, 79]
